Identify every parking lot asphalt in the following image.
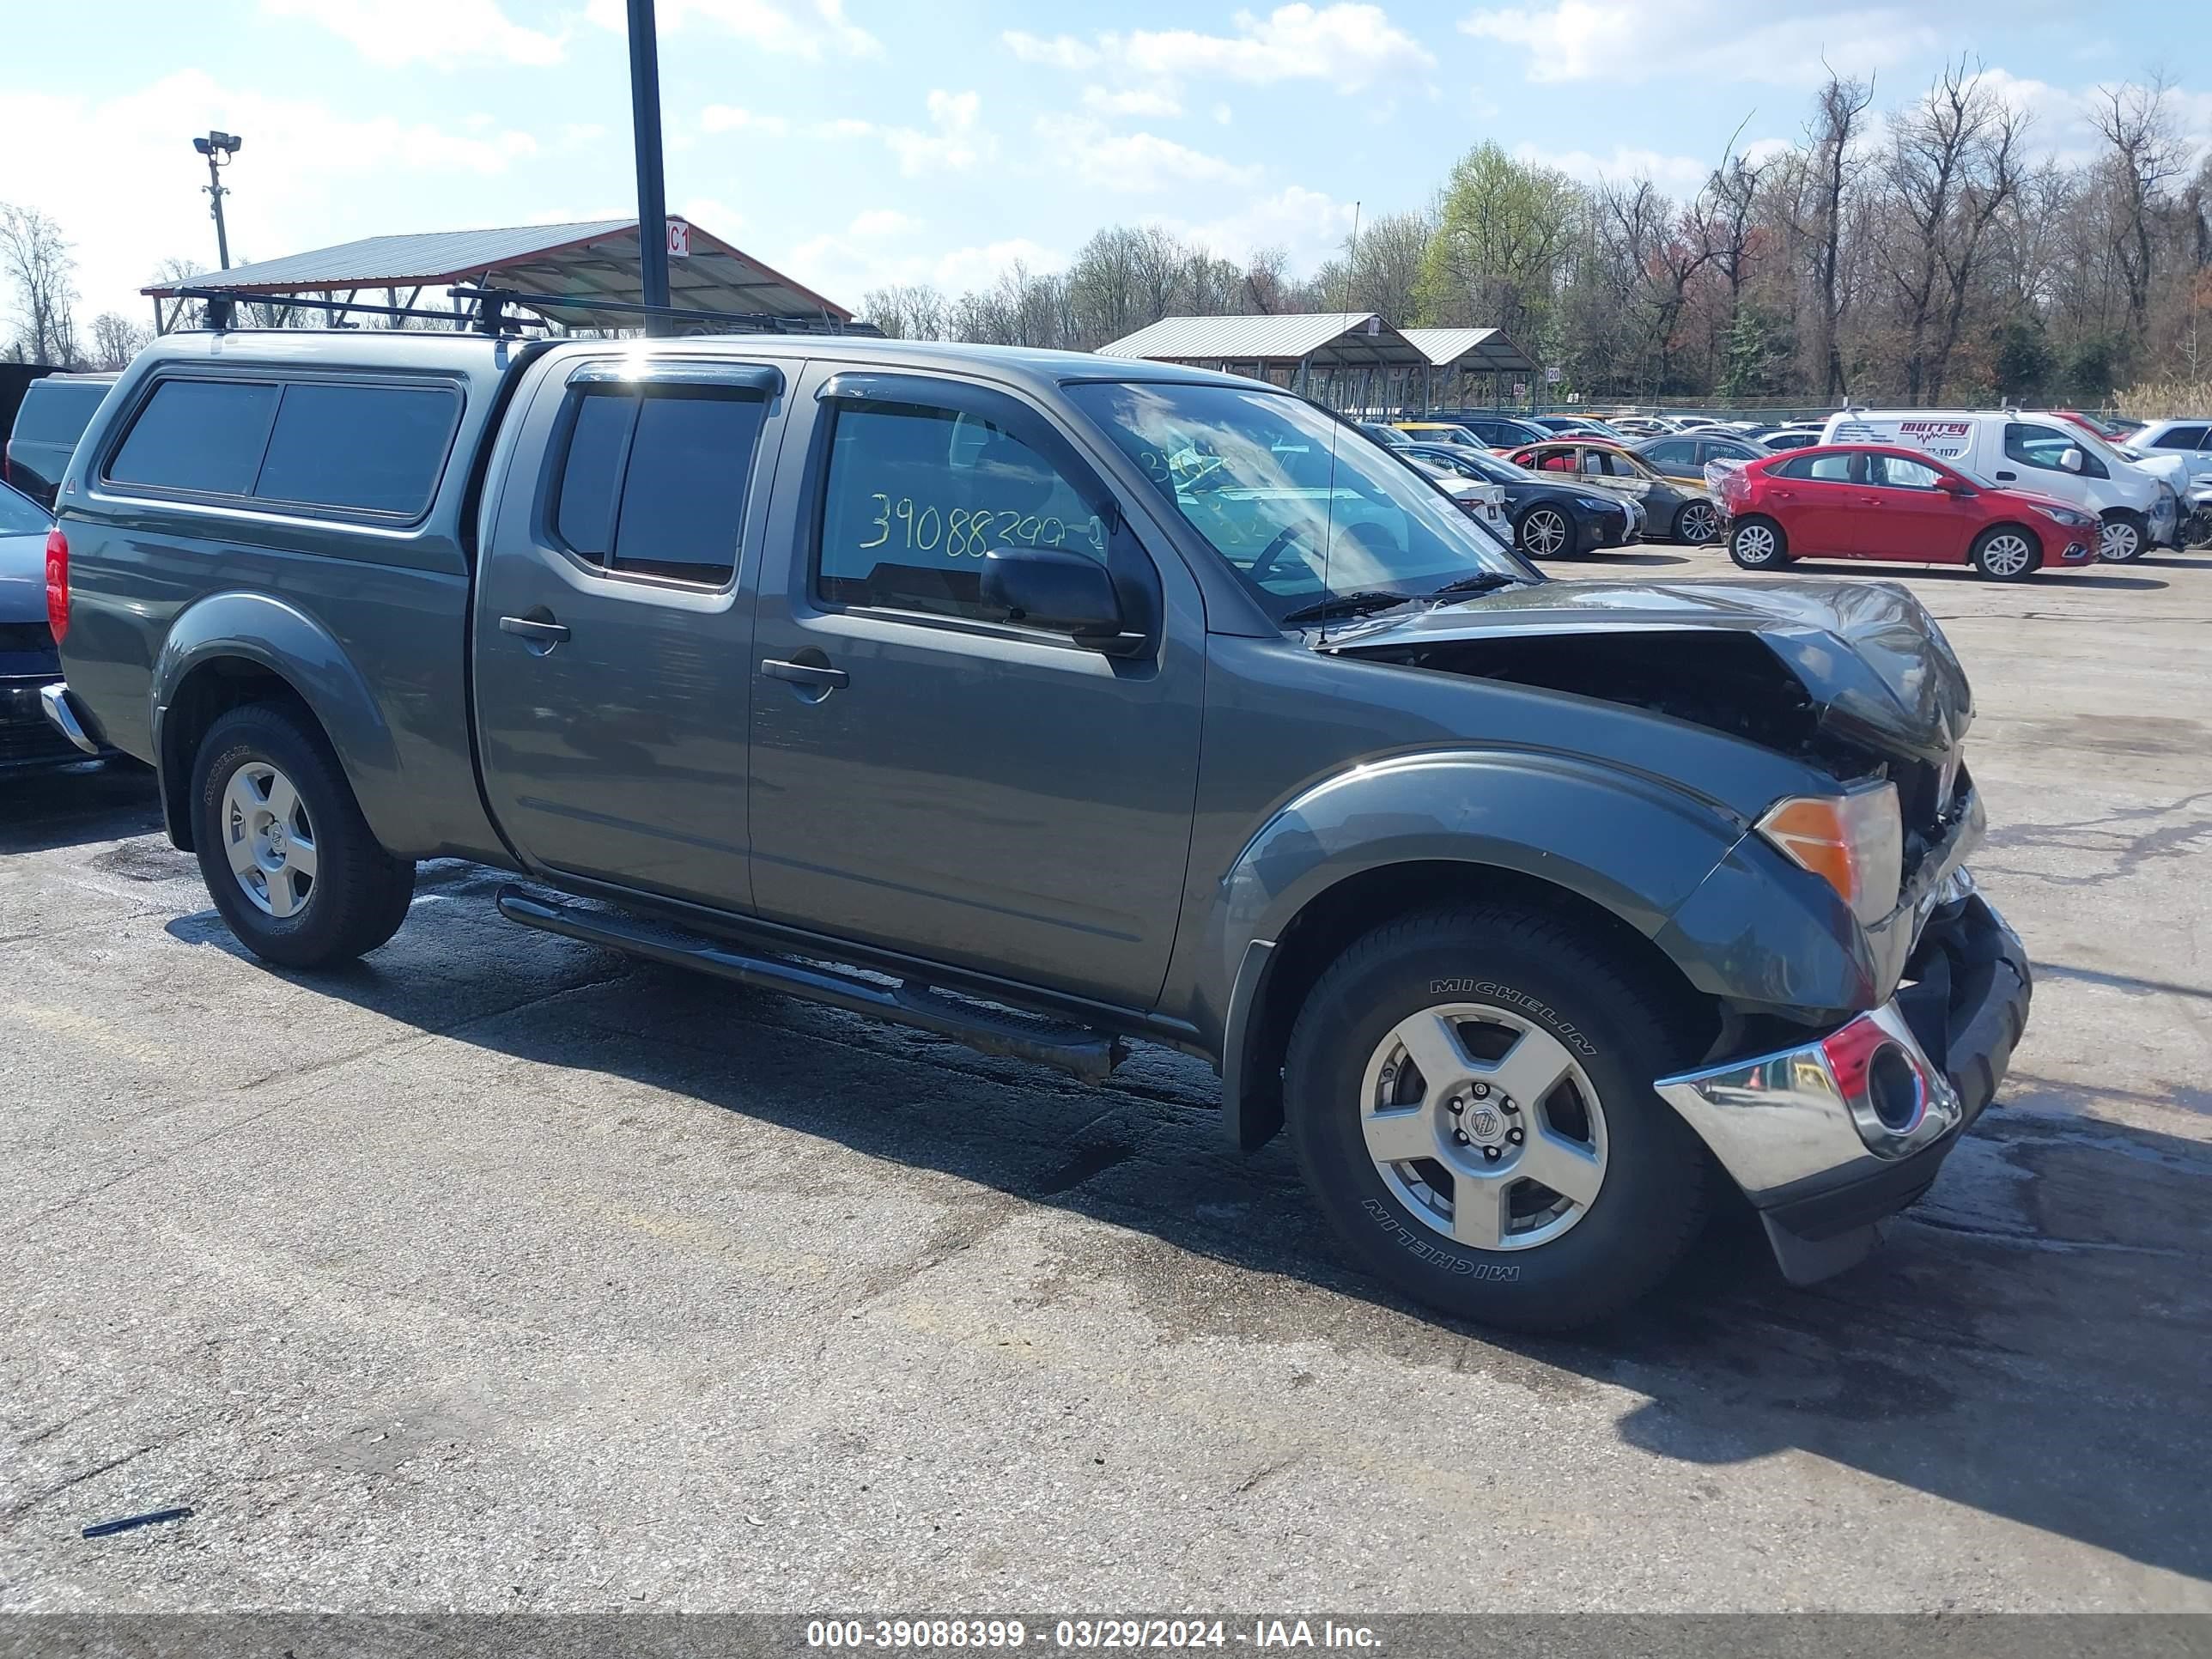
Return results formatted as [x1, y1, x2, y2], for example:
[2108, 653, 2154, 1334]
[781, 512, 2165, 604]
[3, 543, 2209, 1614]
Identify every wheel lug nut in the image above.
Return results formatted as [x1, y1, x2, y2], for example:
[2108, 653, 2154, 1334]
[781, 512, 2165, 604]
[1505, 1126, 1524, 1145]
[1453, 1129, 1470, 1145]
[1448, 1097, 1464, 1115]
[1471, 1082, 1491, 1099]
[1501, 1099, 1519, 1115]
[1482, 1146, 1503, 1162]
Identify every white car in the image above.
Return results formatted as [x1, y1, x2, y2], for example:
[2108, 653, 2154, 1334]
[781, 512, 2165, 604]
[1821, 408, 2181, 561]
[1414, 460, 1511, 538]
[2121, 419, 2212, 487]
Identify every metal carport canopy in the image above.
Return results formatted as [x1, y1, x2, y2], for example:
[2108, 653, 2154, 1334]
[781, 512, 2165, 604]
[1096, 313, 1427, 374]
[140, 217, 852, 331]
[1399, 326, 1537, 376]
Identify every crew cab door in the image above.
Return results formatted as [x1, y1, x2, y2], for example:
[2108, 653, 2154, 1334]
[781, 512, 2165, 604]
[744, 367, 1204, 1009]
[472, 356, 787, 908]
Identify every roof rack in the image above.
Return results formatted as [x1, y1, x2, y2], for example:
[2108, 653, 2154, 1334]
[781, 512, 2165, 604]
[163, 283, 880, 338]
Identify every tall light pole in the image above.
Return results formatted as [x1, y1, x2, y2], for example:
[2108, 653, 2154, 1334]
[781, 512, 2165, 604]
[192, 131, 242, 270]
[625, 0, 672, 333]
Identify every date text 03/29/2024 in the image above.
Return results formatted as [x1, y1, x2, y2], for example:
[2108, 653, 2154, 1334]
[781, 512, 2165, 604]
[804, 1620, 1382, 1650]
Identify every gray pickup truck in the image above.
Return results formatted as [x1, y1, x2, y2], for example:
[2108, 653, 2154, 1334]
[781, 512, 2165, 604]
[40, 327, 2029, 1330]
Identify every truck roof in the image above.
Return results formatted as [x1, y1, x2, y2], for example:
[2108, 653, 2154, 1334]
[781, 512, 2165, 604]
[140, 328, 1273, 398]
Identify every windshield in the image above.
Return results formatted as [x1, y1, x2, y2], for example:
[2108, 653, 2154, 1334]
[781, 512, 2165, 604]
[1068, 380, 1528, 623]
[0, 480, 51, 534]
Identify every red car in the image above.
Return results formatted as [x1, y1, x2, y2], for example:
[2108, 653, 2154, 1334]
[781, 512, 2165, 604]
[1717, 444, 2101, 580]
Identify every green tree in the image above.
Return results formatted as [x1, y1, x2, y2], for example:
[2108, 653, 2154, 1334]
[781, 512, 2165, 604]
[1992, 316, 2054, 402]
[1417, 143, 1582, 346]
[1720, 305, 1785, 401]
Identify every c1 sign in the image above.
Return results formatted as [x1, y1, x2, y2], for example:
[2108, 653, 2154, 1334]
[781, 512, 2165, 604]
[667, 220, 691, 259]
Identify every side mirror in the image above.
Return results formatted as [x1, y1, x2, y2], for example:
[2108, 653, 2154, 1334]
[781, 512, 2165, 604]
[2059, 447, 2085, 474]
[980, 546, 1127, 646]
[1939, 477, 1974, 497]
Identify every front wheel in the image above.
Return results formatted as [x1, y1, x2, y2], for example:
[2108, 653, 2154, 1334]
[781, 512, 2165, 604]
[1728, 514, 1790, 569]
[1674, 499, 1721, 544]
[191, 702, 416, 969]
[1971, 525, 2042, 580]
[1517, 505, 1573, 559]
[2098, 510, 2146, 562]
[1285, 904, 1713, 1331]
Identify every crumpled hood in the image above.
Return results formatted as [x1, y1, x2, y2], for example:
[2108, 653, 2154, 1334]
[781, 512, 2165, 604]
[1327, 576, 1972, 763]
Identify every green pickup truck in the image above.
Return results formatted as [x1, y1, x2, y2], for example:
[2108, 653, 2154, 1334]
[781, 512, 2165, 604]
[39, 326, 2028, 1330]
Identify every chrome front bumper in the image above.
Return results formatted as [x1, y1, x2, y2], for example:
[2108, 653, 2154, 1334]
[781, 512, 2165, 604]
[1655, 880, 2031, 1284]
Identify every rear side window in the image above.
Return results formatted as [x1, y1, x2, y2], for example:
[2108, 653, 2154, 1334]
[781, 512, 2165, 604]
[107, 380, 281, 495]
[106, 376, 459, 516]
[1646, 440, 1694, 465]
[11, 380, 109, 445]
[2151, 424, 2207, 450]
[550, 384, 767, 584]
[252, 382, 459, 515]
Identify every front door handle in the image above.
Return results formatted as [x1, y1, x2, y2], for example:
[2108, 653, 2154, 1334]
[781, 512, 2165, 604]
[762, 658, 849, 690]
[500, 615, 570, 645]
[1994, 470, 2018, 482]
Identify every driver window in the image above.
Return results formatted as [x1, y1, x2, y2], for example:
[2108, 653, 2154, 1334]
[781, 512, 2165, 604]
[816, 399, 1108, 622]
[1579, 452, 1607, 475]
[2004, 422, 2075, 472]
[1874, 455, 1942, 490]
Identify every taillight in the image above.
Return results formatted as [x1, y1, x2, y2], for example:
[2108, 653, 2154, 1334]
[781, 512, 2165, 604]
[45, 527, 69, 644]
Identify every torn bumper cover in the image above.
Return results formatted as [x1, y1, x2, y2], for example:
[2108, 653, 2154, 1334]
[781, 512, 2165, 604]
[1656, 878, 2032, 1285]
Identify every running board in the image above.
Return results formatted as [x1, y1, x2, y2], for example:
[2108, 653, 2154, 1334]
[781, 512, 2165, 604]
[495, 885, 1127, 1081]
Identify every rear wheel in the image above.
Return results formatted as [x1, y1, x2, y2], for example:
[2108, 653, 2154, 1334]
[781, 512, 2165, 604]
[1728, 514, 1790, 569]
[191, 703, 416, 969]
[1285, 904, 1713, 1331]
[1970, 525, 2042, 580]
[1517, 505, 1573, 559]
[1674, 499, 1720, 544]
[2098, 510, 2146, 562]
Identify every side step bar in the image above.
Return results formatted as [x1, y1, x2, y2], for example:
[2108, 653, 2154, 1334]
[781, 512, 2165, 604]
[495, 884, 1127, 1081]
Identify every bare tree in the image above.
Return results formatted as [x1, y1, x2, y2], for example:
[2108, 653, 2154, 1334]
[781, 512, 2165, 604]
[0, 202, 80, 365]
[88, 313, 152, 370]
[1804, 71, 1877, 400]
[2090, 76, 2185, 338]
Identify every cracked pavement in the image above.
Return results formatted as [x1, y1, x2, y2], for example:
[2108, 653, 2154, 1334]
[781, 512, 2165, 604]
[2, 545, 2209, 1612]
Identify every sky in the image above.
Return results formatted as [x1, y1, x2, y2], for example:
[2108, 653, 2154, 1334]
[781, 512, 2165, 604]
[3, 0, 2206, 334]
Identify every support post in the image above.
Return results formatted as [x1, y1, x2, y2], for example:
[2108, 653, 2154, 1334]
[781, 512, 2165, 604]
[627, 0, 672, 332]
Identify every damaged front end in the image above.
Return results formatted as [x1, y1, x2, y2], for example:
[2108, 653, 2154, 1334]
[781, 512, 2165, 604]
[1323, 576, 2031, 1283]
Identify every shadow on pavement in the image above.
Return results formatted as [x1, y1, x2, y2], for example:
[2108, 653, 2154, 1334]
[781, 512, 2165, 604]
[160, 860, 2212, 1589]
[0, 760, 161, 855]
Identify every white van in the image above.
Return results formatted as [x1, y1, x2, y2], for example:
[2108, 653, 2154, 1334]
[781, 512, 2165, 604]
[1820, 410, 2180, 561]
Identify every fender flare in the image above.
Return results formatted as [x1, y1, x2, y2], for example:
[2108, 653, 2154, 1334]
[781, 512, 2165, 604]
[1206, 750, 1810, 1149]
[152, 591, 409, 849]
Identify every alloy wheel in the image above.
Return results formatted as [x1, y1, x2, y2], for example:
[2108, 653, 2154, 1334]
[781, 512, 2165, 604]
[221, 760, 318, 919]
[2098, 519, 2142, 562]
[1358, 1002, 1609, 1250]
[1521, 508, 1569, 557]
[1980, 532, 2033, 577]
[1677, 501, 1718, 544]
[1733, 523, 1778, 564]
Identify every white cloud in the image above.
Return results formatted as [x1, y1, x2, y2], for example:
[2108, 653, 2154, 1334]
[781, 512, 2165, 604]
[813, 117, 875, 139]
[1083, 87, 1184, 118]
[1011, 5, 1429, 94]
[701, 104, 791, 136]
[1168, 185, 1359, 271]
[0, 70, 542, 330]
[1036, 118, 1262, 195]
[1004, 31, 1098, 70]
[1514, 142, 1714, 193]
[848, 209, 921, 240]
[884, 90, 993, 177]
[1461, 1, 1933, 88]
[777, 225, 1064, 311]
[261, 0, 565, 66]
[585, 0, 879, 58]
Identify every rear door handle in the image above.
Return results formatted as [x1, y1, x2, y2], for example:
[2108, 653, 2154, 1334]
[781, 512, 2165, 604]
[1994, 470, 2018, 481]
[761, 658, 849, 690]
